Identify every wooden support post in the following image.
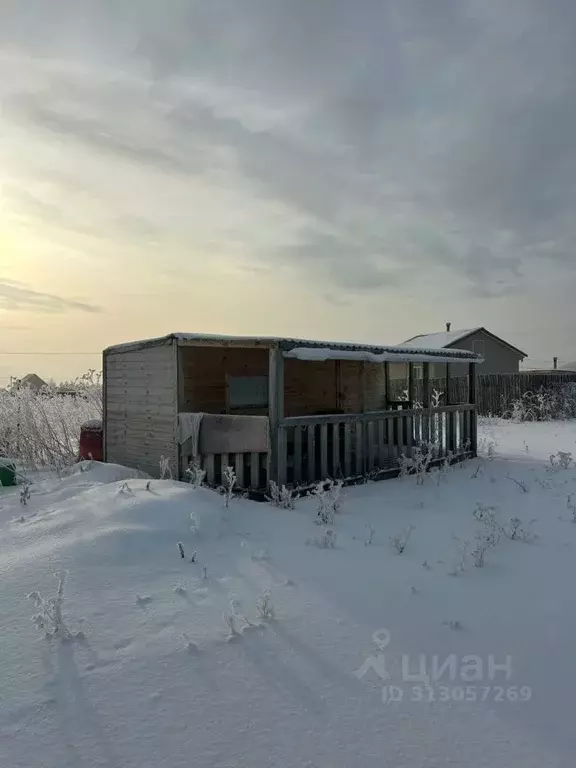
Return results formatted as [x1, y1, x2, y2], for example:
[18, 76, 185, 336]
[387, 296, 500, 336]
[384, 362, 390, 409]
[268, 346, 285, 488]
[422, 362, 431, 444]
[468, 362, 478, 456]
[446, 364, 456, 454]
[176, 344, 186, 412]
[422, 363, 430, 408]
[335, 360, 342, 411]
[174, 340, 185, 479]
[408, 363, 414, 409]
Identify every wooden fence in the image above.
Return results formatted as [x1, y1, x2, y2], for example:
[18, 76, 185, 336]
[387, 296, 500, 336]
[391, 372, 576, 417]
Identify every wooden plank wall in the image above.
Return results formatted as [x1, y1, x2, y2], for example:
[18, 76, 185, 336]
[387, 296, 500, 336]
[180, 347, 269, 414]
[104, 343, 178, 477]
[179, 347, 387, 417]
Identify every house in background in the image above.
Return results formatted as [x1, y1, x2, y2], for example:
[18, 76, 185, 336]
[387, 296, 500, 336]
[13, 373, 48, 392]
[400, 325, 527, 377]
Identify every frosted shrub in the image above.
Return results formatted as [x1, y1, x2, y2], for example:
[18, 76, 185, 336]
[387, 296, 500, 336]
[505, 517, 538, 543]
[190, 510, 198, 535]
[307, 529, 337, 549]
[448, 536, 470, 576]
[0, 374, 101, 471]
[470, 503, 503, 566]
[365, 524, 376, 546]
[185, 461, 206, 488]
[159, 455, 172, 480]
[256, 591, 275, 620]
[224, 598, 250, 636]
[399, 445, 433, 484]
[224, 607, 238, 636]
[250, 548, 270, 562]
[506, 474, 529, 493]
[20, 484, 31, 506]
[27, 570, 83, 640]
[506, 384, 576, 422]
[478, 436, 497, 460]
[390, 524, 415, 554]
[219, 466, 237, 508]
[117, 482, 133, 496]
[548, 451, 573, 472]
[473, 503, 504, 535]
[442, 620, 463, 631]
[312, 479, 343, 525]
[426, 390, 445, 444]
[431, 389, 444, 408]
[471, 529, 500, 567]
[266, 481, 296, 510]
[430, 464, 449, 486]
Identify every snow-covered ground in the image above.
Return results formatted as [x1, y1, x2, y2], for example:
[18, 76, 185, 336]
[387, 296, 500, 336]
[2, 420, 576, 767]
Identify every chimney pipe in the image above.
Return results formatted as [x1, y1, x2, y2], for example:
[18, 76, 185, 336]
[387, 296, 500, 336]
[446, 322, 451, 332]
[553, 356, 558, 370]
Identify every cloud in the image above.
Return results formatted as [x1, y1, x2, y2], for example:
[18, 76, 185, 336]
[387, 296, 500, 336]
[0, 323, 30, 331]
[2, 0, 576, 314]
[0, 281, 101, 314]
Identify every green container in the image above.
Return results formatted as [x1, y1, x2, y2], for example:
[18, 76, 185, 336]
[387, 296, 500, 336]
[0, 459, 17, 487]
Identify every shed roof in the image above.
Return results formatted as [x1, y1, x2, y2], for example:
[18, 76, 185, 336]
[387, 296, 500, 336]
[105, 333, 482, 364]
[403, 327, 527, 358]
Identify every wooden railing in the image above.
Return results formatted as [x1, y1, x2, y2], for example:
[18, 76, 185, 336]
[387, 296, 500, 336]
[181, 404, 476, 493]
[180, 439, 269, 491]
[277, 404, 475, 488]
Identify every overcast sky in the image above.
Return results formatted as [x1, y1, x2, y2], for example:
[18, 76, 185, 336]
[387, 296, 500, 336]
[1, 0, 575, 381]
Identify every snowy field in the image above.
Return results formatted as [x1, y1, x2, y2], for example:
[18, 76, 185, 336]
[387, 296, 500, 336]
[2, 420, 576, 767]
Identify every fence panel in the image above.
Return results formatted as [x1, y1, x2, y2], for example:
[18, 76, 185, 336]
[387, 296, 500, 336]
[408, 372, 576, 417]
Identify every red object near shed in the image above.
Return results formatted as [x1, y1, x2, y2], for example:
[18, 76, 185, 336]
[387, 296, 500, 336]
[79, 420, 103, 462]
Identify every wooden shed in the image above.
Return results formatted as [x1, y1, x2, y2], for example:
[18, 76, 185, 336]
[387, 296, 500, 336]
[103, 333, 482, 493]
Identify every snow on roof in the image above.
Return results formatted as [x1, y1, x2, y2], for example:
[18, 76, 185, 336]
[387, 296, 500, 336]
[403, 327, 527, 358]
[105, 333, 482, 363]
[284, 346, 481, 364]
[402, 328, 482, 350]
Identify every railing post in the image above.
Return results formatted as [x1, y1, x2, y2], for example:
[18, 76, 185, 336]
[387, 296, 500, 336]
[384, 362, 390, 408]
[468, 362, 477, 456]
[422, 362, 430, 443]
[268, 345, 286, 488]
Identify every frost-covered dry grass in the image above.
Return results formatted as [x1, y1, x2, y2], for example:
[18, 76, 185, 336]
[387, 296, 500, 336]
[2, 420, 576, 767]
[0, 373, 101, 472]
